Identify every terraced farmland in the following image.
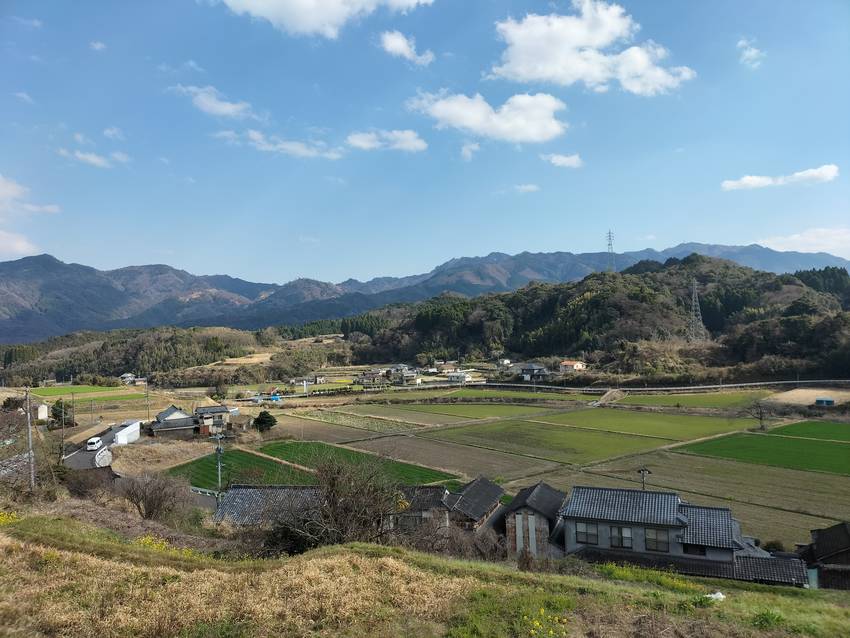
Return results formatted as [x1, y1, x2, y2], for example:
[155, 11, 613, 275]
[397, 403, 554, 420]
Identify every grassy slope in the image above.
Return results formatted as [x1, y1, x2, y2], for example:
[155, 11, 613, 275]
[259, 441, 456, 484]
[2, 515, 849, 637]
[539, 409, 754, 441]
[682, 434, 850, 476]
[168, 449, 316, 489]
[424, 420, 664, 464]
[770, 421, 850, 442]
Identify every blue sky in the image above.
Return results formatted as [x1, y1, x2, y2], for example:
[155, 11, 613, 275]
[1, 0, 848, 283]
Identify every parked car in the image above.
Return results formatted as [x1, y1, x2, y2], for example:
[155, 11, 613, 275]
[85, 437, 103, 452]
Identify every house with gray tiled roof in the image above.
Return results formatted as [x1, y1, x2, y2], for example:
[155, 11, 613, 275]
[798, 522, 850, 589]
[505, 482, 567, 558]
[559, 486, 807, 587]
[390, 477, 504, 532]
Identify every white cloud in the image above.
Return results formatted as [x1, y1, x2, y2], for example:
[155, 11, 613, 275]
[0, 229, 38, 259]
[0, 174, 60, 216]
[759, 227, 850, 258]
[13, 91, 34, 104]
[541, 152, 583, 168]
[737, 38, 765, 69]
[110, 151, 131, 163]
[346, 129, 427, 152]
[59, 148, 112, 168]
[461, 142, 480, 161]
[159, 157, 171, 165]
[90, 41, 107, 52]
[218, 0, 434, 39]
[171, 84, 257, 119]
[73, 132, 93, 145]
[722, 164, 839, 191]
[380, 30, 434, 66]
[158, 59, 206, 74]
[515, 183, 540, 193]
[246, 129, 342, 159]
[103, 126, 125, 141]
[211, 130, 241, 145]
[11, 16, 43, 28]
[490, 0, 695, 96]
[409, 91, 567, 143]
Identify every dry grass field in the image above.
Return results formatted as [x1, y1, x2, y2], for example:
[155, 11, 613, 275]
[766, 387, 850, 406]
[111, 440, 216, 475]
[340, 404, 469, 425]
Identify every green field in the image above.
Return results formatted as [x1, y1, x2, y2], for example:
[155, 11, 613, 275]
[618, 390, 772, 409]
[538, 408, 753, 441]
[168, 449, 316, 490]
[31, 385, 126, 397]
[398, 403, 553, 420]
[259, 441, 456, 484]
[424, 420, 664, 464]
[302, 409, 418, 432]
[452, 388, 595, 401]
[770, 420, 850, 442]
[65, 393, 146, 403]
[682, 433, 850, 475]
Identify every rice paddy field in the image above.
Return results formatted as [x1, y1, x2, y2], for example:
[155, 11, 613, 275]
[769, 420, 850, 442]
[617, 390, 772, 409]
[31, 385, 129, 397]
[168, 449, 316, 490]
[451, 388, 596, 401]
[682, 433, 850, 475]
[300, 409, 419, 433]
[397, 403, 554, 420]
[259, 441, 456, 484]
[339, 404, 468, 425]
[537, 408, 754, 440]
[423, 420, 665, 464]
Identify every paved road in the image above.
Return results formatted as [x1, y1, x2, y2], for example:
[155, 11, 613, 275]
[63, 427, 116, 470]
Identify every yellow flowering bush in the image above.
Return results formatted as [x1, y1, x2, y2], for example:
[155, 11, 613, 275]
[523, 606, 569, 637]
[0, 511, 21, 526]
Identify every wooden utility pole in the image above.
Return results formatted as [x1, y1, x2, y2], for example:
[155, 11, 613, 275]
[25, 388, 35, 490]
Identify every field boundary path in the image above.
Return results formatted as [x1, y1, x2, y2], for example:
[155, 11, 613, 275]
[232, 445, 317, 474]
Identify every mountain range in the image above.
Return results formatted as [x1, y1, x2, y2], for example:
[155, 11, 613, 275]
[1, 243, 848, 343]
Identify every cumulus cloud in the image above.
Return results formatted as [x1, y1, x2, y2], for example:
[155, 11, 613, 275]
[0, 174, 60, 217]
[73, 132, 93, 145]
[110, 151, 131, 164]
[171, 85, 257, 119]
[0, 229, 38, 258]
[103, 126, 125, 141]
[515, 183, 540, 193]
[211, 130, 241, 144]
[58, 148, 113, 168]
[409, 91, 567, 143]
[541, 153, 583, 168]
[246, 129, 342, 159]
[490, 0, 695, 96]
[90, 40, 107, 52]
[759, 227, 850, 259]
[461, 142, 480, 161]
[13, 91, 34, 104]
[721, 164, 839, 191]
[11, 16, 43, 28]
[380, 30, 434, 66]
[218, 0, 434, 39]
[346, 129, 427, 152]
[737, 38, 765, 69]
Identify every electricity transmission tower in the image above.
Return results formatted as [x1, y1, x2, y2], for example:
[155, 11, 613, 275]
[606, 230, 615, 272]
[687, 277, 708, 342]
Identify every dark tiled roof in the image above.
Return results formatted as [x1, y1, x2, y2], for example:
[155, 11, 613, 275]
[679, 504, 740, 550]
[506, 482, 566, 526]
[560, 486, 686, 527]
[401, 485, 449, 513]
[155, 405, 189, 421]
[214, 485, 322, 526]
[195, 405, 230, 415]
[151, 416, 196, 430]
[452, 476, 504, 521]
[810, 522, 850, 562]
[734, 555, 808, 586]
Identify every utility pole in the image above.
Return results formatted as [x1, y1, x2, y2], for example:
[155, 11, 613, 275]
[25, 388, 35, 490]
[145, 380, 150, 422]
[90, 399, 94, 426]
[638, 467, 652, 491]
[60, 400, 66, 462]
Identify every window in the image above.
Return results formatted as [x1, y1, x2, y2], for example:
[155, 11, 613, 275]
[576, 521, 598, 545]
[645, 528, 669, 552]
[683, 543, 707, 556]
[610, 526, 632, 549]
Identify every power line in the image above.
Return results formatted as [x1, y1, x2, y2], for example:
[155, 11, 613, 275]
[687, 277, 708, 342]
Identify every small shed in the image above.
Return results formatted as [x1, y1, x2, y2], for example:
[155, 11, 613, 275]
[113, 419, 141, 446]
[36, 404, 49, 421]
[815, 397, 835, 407]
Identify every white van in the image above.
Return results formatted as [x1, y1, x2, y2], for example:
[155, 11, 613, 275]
[85, 437, 103, 452]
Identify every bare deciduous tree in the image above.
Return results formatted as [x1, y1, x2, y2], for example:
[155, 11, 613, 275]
[742, 401, 773, 431]
[117, 473, 188, 520]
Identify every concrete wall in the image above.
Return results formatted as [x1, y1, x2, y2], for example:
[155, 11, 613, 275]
[563, 519, 734, 563]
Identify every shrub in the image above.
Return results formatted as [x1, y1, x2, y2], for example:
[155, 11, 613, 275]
[751, 609, 784, 629]
[254, 411, 277, 433]
[0, 511, 21, 526]
[761, 539, 786, 553]
[117, 473, 189, 520]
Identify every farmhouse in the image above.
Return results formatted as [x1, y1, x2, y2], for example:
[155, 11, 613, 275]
[194, 404, 233, 431]
[799, 522, 850, 589]
[447, 370, 473, 384]
[355, 371, 390, 387]
[149, 405, 196, 439]
[520, 363, 550, 382]
[505, 482, 567, 558]
[559, 486, 808, 587]
[559, 360, 587, 373]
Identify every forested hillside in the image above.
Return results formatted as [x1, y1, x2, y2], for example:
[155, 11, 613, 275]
[2, 256, 848, 386]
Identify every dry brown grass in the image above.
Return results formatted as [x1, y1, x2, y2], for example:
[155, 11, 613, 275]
[766, 388, 850, 406]
[111, 440, 216, 475]
[0, 534, 476, 637]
